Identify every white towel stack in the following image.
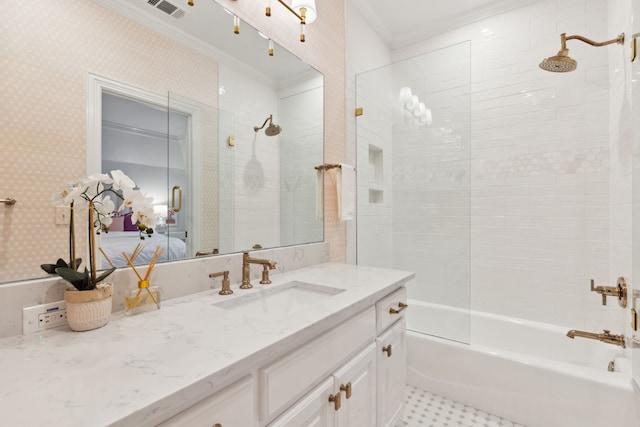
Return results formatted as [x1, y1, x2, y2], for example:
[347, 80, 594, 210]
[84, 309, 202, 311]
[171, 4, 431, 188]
[337, 164, 355, 221]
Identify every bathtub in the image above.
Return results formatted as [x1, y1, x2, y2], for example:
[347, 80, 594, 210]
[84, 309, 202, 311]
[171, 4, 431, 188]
[406, 300, 640, 427]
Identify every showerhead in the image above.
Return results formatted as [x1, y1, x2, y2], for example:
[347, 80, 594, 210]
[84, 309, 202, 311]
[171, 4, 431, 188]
[539, 32, 625, 73]
[254, 114, 282, 136]
[539, 48, 577, 72]
[265, 122, 282, 136]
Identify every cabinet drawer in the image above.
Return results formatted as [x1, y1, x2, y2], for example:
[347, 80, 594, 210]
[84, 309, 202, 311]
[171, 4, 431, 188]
[158, 376, 255, 427]
[376, 287, 407, 334]
[259, 307, 376, 422]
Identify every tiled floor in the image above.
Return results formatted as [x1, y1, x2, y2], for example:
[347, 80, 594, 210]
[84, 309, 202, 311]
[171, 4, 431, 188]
[403, 385, 526, 427]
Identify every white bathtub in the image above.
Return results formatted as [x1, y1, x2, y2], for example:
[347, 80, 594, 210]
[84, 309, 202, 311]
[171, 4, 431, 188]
[406, 300, 640, 427]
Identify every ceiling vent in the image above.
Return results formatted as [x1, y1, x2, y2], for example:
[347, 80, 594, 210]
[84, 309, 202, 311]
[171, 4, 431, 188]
[147, 0, 186, 19]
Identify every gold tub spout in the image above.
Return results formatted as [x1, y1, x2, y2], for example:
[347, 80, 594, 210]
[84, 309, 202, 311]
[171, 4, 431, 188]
[566, 329, 626, 348]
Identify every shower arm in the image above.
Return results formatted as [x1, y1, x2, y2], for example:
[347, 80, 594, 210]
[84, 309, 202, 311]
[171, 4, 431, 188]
[254, 115, 273, 132]
[561, 32, 625, 49]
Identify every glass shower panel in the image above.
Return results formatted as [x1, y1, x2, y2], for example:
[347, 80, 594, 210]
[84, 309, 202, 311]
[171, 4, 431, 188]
[168, 93, 228, 259]
[356, 41, 471, 343]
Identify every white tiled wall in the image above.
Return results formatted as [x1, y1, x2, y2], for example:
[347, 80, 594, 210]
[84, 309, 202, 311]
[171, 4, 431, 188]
[218, 66, 324, 252]
[607, 0, 634, 352]
[353, 0, 634, 331]
[218, 63, 281, 252]
[280, 79, 324, 246]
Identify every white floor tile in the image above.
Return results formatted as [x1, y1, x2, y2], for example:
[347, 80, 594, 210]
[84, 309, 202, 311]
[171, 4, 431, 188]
[403, 385, 526, 427]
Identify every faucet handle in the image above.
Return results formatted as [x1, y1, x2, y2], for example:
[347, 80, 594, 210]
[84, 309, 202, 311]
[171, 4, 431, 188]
[589, 277, 628, 308]
[260, 265, 272, 284]
[210, 271, 232, 295]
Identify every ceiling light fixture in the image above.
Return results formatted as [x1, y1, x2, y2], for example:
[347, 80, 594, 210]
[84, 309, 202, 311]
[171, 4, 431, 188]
[265, 0, 317, 42]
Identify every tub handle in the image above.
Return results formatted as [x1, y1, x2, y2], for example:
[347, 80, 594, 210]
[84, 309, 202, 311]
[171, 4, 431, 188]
[382, 344, 392, 357]
[389, 302, 408, 315]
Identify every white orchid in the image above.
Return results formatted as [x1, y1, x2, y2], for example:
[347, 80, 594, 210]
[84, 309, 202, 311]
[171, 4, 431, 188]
[46, 170, 156, 291]
[93, 195, 115, 228]
[132, 205, 157, 228]
[54, 170, 153, 229]
[120, 188, 154, 216]
[110, 169, 136, 191]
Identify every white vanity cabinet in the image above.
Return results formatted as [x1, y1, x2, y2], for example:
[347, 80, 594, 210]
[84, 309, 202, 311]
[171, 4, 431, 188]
[377, 317, 407, 426]
[333, 342, 377, 426]
[157, 375, 255, 427]
[0, 263, 415, 427]
[270, 343, 376, 427]
[375, 287, 408, 427]
[260, 307, 376, 424]
[267, 286, 408, 427]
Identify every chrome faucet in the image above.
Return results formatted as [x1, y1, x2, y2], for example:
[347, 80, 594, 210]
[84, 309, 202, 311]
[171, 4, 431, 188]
[241, 251, 277, 289]
[566, 329, 626, 348]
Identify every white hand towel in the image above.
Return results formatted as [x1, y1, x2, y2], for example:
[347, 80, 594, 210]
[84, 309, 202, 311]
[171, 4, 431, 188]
[315, 169, 324, 221]
[337, 164, 355, 221]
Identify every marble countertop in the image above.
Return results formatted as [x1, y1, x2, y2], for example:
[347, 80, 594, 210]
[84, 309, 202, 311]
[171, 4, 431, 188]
[0, 262, 413, 427]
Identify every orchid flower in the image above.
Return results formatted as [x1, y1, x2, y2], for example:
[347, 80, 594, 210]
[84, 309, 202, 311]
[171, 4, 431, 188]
[43, 169, 155, 291]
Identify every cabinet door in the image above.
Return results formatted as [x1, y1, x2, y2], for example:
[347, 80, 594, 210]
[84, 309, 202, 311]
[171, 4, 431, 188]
[158, 376, 255, 427]
[269, 378, 335, 427]
[377, 318, 406, 427]
[333, 343, 377, 427]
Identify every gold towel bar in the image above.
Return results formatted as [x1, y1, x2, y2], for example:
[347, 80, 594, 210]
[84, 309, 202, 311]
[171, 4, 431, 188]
[314, 163, 356, 171]
[1, 198, 17, 206]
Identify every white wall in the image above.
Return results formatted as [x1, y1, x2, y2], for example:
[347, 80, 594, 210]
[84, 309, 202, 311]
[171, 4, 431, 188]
[608, 0, 634, 356]
[351, 0, 636, 332]
[219, 64, 281, 252]
[279, 78, 324, 246]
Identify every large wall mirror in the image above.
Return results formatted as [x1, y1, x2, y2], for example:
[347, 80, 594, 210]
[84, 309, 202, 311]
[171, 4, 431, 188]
[0, 0, 323, 283]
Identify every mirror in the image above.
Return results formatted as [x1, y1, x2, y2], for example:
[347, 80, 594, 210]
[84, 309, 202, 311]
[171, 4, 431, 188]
[0, 0, 323, 283]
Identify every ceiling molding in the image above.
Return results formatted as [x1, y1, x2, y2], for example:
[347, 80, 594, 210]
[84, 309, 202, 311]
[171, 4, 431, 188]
[350, 0, 546, 51]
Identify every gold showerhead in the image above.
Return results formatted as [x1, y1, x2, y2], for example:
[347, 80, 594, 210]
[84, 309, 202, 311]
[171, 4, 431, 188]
[539, 32, 624, 73]
[254, 114, 282, 136]
[539, 47, 577, 72]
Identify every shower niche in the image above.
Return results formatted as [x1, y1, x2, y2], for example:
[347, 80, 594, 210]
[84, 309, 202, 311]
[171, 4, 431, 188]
[368, 144, 384, 204]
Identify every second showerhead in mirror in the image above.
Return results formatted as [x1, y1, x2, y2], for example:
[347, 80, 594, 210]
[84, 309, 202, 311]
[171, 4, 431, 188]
[254, 114, 282, 136]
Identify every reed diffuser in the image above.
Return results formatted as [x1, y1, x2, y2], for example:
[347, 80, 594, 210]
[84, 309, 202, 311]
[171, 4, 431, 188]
[119, 244, 164, 315]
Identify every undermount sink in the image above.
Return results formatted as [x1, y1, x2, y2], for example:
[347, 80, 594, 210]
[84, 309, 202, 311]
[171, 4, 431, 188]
[214, 281, 344, 320]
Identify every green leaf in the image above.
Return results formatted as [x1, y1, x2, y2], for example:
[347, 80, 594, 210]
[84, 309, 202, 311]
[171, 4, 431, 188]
[55, 267, 91, 291]
[41, 258, 82, 275]
[41, 263, 59, 275]
[95, 267, 116, 285]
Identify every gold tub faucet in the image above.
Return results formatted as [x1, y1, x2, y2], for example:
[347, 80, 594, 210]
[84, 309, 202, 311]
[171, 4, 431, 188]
[566, 329, 626, 348]
[241, 252, 277, 289]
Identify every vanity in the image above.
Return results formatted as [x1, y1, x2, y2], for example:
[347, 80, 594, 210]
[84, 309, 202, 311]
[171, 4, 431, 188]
[0, 263, 413, 426]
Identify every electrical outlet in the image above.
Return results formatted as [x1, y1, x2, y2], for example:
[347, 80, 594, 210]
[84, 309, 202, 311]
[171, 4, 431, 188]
[23, 301, 67, 334]
[55, 206, 71, 225]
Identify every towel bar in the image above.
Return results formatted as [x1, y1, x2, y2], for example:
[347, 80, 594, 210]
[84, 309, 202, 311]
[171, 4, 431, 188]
[314, 163, 356, 171]
[1, 197, 17, 206]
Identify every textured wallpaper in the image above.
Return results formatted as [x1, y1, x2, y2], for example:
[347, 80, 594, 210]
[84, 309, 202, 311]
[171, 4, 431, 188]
[0, 0, 219, 281]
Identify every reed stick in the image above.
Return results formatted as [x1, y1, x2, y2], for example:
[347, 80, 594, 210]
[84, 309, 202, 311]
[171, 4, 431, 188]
[98, 247, 116, 269]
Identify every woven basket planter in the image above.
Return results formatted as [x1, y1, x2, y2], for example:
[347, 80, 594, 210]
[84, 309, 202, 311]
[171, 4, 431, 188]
[64, 283, 113, 332]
